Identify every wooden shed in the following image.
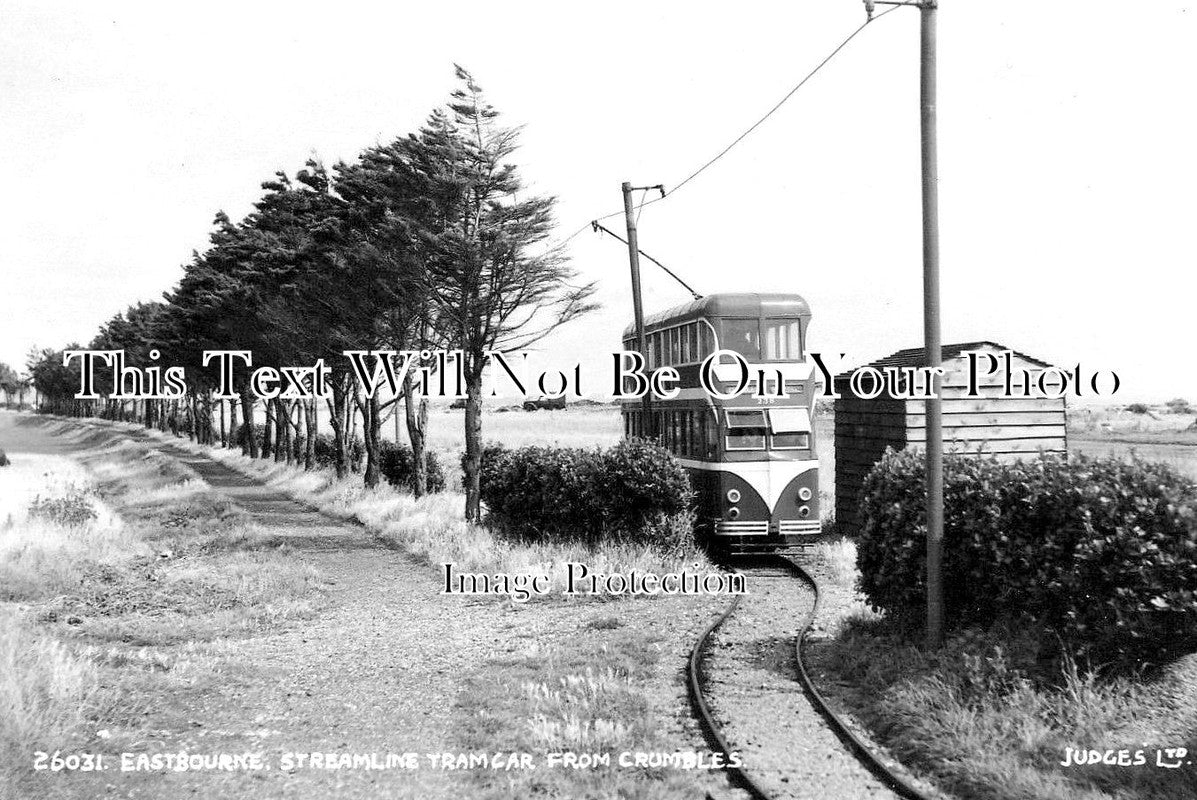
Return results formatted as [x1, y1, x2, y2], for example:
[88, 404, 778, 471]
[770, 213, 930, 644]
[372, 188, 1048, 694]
[834, 341, 1068, 536]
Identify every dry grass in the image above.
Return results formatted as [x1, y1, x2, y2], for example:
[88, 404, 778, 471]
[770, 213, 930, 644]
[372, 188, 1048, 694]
[0, 424, 332, 797]
[0, 454, 143, 602]
[136, 421, 716, 600]
[0, 613, 100, 785]
[809, 539, 1197, 800]
[453, 623, 719, 799]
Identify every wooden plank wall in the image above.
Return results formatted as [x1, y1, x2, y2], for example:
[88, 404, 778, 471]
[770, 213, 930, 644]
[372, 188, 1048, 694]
[834, 396, 906, 536]
[833, 350, 1067, 536]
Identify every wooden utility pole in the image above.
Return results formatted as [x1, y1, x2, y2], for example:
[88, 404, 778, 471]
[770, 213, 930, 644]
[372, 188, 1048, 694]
[622, 181, 654, 438]
[920, 0, 944, 649]
[867, 0, 944, 647]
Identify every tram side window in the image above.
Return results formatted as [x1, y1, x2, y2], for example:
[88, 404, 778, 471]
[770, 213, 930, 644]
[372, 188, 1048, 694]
[725, 409, 767, 450]
[703, 410, 719, 457]
[764, 319, 803, 361]
[721, 318, 760, 361]
[698, 323, 715, 362]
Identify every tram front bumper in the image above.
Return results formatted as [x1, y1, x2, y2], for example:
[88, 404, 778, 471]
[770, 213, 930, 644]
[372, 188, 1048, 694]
[714, 519, 822, 552]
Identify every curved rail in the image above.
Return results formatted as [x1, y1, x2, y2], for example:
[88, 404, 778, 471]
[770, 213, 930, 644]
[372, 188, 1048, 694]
[686, 556, 935, 800]
[685, 589, 772, 800]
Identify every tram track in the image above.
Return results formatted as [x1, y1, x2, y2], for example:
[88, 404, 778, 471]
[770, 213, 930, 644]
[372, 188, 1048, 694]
[687, 554, 936, 800]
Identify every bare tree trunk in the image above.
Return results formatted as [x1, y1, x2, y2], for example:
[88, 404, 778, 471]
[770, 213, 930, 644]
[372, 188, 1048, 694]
[403, 372, 430, 496]
[304, 398, 316, 471]
[349, 394, 361, 473]
[228, 398, 238, 449]
[463, 367, 484, 522]
[290, 401, 302, 464]
[275, 399, 288, 463]
[328, 378, 349, 479]
[219, 400, 227, 447]
[206, 393, 217, 444]
[262, 400, 274, 459]
[240, 387, 258, 458]
[362, 393, 381, 488]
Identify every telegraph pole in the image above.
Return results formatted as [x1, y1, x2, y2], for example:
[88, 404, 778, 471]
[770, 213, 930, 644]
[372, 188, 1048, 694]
[867, 0, 943, 647]
[920, 0, 944, 650]
[622, 181, 656, 439]
[914, 0, 943, 651]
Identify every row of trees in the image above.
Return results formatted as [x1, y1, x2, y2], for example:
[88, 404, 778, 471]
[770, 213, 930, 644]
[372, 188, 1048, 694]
[0, 362, 31, 409]
[24, 67, 597, 520]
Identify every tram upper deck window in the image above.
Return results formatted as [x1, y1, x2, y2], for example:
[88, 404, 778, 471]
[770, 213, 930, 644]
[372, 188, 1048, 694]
[720, 318, 761, 361]
[764, 319, 803, 361]
[725, 409, 767, 450]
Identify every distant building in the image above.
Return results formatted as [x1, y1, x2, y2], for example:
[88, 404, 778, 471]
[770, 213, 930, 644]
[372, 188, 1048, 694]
[833, 341, 1067, 536]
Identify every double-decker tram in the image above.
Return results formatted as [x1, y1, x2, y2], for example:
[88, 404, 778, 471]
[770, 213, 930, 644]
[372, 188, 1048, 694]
[621, 293, 821, 554]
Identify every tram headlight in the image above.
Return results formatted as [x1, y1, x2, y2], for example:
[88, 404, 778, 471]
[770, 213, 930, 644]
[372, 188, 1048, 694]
[726, 489, 741, 503]
[798, 505, 811, 518]
[798, 487, 812, 502]
[728, 507, 741, 520]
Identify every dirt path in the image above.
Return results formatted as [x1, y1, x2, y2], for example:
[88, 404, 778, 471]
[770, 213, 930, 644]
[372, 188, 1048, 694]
[7, 415, 519, 799]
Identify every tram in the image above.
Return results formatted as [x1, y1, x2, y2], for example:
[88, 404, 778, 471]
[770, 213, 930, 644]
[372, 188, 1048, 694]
[621, 293, 821, 553]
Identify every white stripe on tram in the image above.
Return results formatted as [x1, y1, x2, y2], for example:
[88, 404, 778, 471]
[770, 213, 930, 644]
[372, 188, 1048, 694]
[676, 458, 817, 515]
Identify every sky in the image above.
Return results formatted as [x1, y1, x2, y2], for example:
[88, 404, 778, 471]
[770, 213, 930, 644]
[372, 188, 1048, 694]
[1, 0, 1194, 403]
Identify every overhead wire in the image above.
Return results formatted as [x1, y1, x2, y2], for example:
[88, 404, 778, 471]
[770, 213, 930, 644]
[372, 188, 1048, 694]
[555, 6, 902, 291]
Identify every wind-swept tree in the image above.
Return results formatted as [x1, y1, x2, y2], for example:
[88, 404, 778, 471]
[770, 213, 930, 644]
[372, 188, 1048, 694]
[396, 67, 598, 520]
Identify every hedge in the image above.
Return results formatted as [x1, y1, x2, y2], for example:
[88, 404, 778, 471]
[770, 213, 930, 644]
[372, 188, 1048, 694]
[856, 449, 1197, 671]
[474, 439, 694, 545]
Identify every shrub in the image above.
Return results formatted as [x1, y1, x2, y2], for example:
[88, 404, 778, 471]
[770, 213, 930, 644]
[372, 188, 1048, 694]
[377, 440, 445, 493]
[1165, 397, 1194, 415]
[311, 432, 365, 471]
[856, 449, 1197, 671]
[1125, 402, 1150, 415]
[475, 440, 694, 546]
[28, 491, 97, 527]
[236, 423, 265, 451]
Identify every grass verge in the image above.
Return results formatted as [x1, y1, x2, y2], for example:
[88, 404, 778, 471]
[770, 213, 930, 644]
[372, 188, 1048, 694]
[806, 539, 1197, 800]
[122, 421, 716, 599]
[452, 608, 727, 799]
[0, 426, 329, 796]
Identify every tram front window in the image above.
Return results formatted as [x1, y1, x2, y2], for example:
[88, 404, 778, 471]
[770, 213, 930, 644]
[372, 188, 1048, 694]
[720, 318, 760, 362]
[725, 409, 767, 450]
[769, 407, 811, 449]
[763, 319, 802, 361]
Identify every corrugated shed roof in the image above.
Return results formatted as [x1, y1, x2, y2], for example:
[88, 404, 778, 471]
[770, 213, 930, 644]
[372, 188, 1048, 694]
[839, 341, 1054, 378]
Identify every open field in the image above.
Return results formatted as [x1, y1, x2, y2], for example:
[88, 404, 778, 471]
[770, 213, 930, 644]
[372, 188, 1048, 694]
[1069, 404, 1197, 479]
